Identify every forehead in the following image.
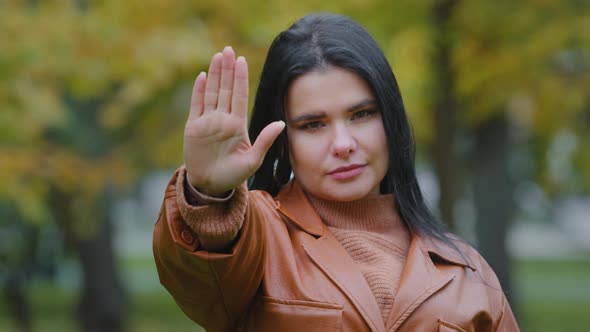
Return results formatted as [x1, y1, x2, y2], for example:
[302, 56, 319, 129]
[286, 66, 375, 117]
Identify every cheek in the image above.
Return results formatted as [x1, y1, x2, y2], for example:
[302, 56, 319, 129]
[288, 135, 322, 175]
[287, 137, 305, 173]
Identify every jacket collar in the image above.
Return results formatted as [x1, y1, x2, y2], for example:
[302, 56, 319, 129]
[274, 180, 325, 237]
[417, 235, 477, 271]
[275, 180, 476, 271]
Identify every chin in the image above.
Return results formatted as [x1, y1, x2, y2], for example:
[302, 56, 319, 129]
[315, 186, 374, 202]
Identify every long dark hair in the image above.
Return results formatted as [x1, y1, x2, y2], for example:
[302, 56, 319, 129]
[249, 13, 451, 242]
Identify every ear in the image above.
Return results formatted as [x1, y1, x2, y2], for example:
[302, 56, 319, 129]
[275, 147, 292, 186]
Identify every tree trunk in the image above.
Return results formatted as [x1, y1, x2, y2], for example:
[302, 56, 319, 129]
[472, 114, 517, 309]
[75, 216, 126, 332]
[431, 0, 461, 229]
[0, 203, 33, 332]
[3, 273, 32, 332]
[49, 187, 127, 332]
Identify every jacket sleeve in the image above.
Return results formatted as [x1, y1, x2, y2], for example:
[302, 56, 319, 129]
[457, 242, 520, 332]
[495, 293, 519, 331]
[473, 249, 520, 332]
[152, 168, 267, 331]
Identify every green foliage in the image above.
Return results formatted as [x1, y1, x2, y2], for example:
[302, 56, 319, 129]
[1, 1, 213, 227]
[450, 2, 590, 193]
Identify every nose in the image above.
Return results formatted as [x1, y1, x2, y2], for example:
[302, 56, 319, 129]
[331, 123, 356, 158]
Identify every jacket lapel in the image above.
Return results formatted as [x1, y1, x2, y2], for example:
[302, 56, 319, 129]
[276, 181, 386, 332]
[302, 233, 387, 332]
[386, 236, 464, 332]
[274, 181, 325, 237]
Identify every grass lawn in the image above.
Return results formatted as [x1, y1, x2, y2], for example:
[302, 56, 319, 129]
[0, 258, 588, 331]
[515, 259, 590, 332]
[0, 280, 201, 332]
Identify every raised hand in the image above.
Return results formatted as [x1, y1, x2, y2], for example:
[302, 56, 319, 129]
[183, 47, 285, 196]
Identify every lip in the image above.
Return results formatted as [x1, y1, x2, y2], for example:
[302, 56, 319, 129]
[328, 164, 366, 180]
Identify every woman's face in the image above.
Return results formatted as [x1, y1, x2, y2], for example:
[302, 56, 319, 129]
[286, 66, 389, 201]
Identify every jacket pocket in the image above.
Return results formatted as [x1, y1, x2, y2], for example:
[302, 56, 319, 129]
[439, 319, 469, 332]
[245, 296, 343, 332]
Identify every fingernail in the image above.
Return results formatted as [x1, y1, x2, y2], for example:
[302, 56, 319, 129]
[224, 46, 233, 52]
[237, 56, 245, 62]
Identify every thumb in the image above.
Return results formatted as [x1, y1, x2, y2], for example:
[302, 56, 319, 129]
[250, 121, 286, 166]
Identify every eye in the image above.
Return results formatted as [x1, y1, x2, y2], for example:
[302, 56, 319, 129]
[299, 121, 325, 130]
[351, 108, 378, 120]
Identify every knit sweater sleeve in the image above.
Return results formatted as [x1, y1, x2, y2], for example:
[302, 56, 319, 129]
[176, 167, 246, 250]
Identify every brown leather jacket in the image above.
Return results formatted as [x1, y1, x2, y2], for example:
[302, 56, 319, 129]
[153, 169, 519, 331]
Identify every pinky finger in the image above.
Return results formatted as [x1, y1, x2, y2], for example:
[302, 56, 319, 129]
[189, 72, 207, 120]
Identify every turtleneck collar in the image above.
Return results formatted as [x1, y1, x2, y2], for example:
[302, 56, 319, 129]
[304, 191, 406, 234]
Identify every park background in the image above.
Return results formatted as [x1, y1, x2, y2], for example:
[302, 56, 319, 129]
[1, 1, 589, 331]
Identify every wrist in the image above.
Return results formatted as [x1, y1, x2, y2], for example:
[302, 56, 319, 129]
[186, 173, 231, 198]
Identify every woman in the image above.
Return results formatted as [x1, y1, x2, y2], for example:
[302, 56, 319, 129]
[153, 13, 519, 331]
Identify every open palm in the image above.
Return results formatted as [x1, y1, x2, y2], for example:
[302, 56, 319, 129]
[183, 47, 284, 195]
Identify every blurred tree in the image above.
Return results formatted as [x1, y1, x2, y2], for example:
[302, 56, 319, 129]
[0, 203, 34, 332]
[453, 1, 589, 309]
[394, 0, 590, 310]
[1, 1, 214, 330]
[430, 0, 461, 232]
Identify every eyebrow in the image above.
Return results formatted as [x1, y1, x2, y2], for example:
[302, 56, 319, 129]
[288, 99, 377, 123]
